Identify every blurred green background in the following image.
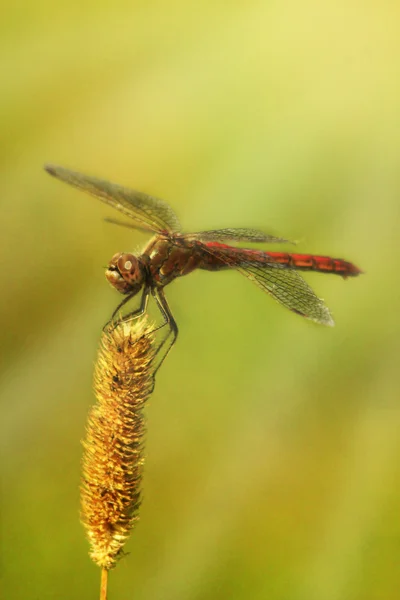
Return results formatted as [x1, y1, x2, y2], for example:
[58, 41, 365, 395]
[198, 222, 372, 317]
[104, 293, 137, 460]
[1, 2, 400, 599]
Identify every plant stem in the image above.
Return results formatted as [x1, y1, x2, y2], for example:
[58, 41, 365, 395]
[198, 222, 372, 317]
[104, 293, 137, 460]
[100, 568, 108, 600]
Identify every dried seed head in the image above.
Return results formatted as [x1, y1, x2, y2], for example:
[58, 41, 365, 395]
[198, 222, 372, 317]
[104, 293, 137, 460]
[81, 318, 156, 570]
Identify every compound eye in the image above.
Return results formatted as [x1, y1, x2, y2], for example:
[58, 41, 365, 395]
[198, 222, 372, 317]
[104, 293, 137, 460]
[106, 253, 121, 272]
[109, 252, 121, 266]
[117, 253, 139, 277]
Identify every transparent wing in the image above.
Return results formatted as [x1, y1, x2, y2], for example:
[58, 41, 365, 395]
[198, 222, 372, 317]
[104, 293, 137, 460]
[236, 262, 334, 325]
[45, 164, 181, 233]
[200, 243, 334, 326]
[188, 227, 294, 244]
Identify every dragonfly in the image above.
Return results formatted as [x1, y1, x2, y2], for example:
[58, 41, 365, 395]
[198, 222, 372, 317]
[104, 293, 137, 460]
[45, 164, 362, 369]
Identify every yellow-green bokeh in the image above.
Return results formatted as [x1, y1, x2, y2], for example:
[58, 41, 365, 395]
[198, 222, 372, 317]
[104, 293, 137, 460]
[1, 2, 400, 599]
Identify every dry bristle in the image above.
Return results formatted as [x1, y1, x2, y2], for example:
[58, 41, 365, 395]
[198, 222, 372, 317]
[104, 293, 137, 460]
[81, 318, 156, 570]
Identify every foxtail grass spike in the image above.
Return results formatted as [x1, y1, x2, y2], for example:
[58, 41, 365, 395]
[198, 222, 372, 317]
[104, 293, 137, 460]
[81, 318, 156, 571]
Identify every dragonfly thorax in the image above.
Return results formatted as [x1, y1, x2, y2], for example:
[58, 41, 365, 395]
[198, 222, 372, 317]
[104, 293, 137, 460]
[105, 252, 146, 295]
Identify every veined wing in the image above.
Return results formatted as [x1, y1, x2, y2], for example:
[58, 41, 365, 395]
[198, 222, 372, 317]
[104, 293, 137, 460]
[188, 227, 294, 244]
[235, 262, 334, 326]
[200, 243, 334, 326]
[45, 164, 181, 233]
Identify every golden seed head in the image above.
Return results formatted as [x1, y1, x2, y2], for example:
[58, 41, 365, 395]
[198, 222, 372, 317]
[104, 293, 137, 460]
[81, 318, 156, 570]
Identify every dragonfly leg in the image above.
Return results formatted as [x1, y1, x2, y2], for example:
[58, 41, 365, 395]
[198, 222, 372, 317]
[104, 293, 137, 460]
[103, 286, 150, 332]
[104, 285, 177, 376]
[151, 287, 178, 374]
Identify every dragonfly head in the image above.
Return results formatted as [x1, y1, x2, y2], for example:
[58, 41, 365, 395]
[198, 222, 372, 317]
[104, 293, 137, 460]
[105, 252, 145, 295]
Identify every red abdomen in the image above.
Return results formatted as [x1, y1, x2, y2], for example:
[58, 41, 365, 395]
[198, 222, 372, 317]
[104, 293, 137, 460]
[265, 251, 362, 277]
[201, 243, 362, 278]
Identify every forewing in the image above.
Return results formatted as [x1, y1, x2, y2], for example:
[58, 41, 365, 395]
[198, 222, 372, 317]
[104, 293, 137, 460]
[190, 227, 294, 244]
[199, 243, 334, 326]
[45, 164, 181, 233]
